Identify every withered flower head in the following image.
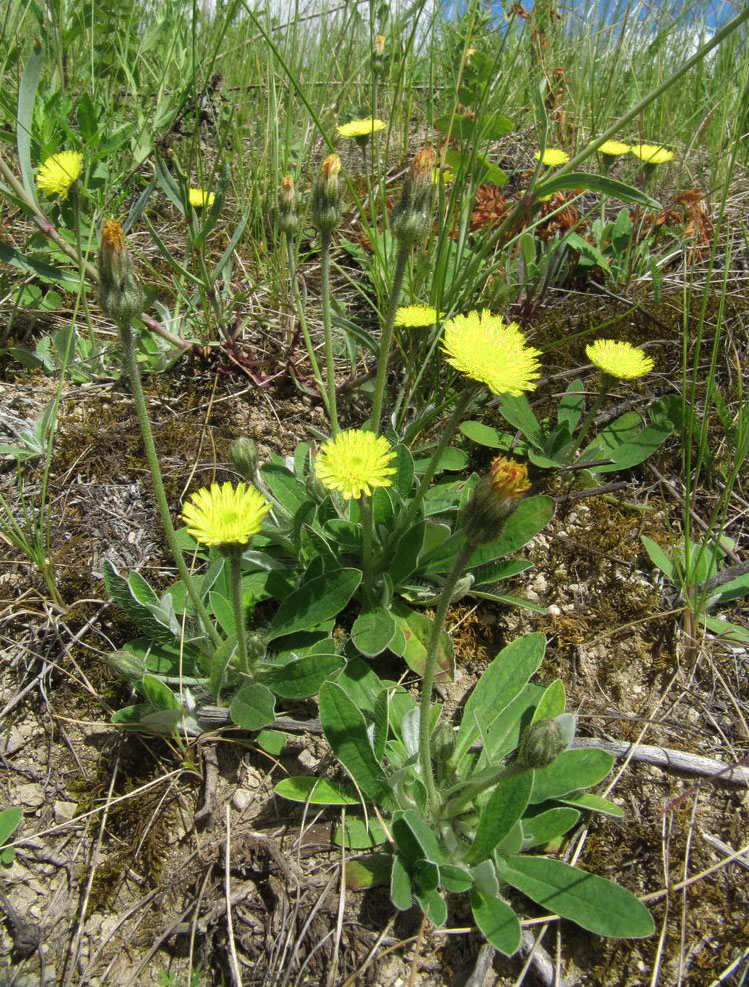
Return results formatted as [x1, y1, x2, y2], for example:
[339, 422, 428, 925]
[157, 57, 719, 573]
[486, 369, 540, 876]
[312, 154, 343, 234]
[98, 219, 143, 326]
[392, 145, 436, 247]
[460, 456, 531, 546]
[278, 174, 299, 236]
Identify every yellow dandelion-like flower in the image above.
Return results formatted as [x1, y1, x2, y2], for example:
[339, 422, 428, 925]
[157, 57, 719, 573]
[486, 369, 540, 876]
[394, 305, 439, 328]
[188, 188, 216, 208]
[36, 151, 83, 199]
[432, 166, 455, 185]
[442, 310, 542, 396]
[336, 118, 387, 139]
[630, 143, 673, 165]
[315, 430, 396, 500]
[534, 147, 570, 167]
[598, 140, 630, 156]
[586, 339, 654, 380]
[182, 482, 270, 548]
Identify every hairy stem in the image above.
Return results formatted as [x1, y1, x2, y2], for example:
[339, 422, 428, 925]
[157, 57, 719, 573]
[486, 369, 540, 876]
[419, 541, 475, 812]
[368, 240, 410, 434]
[320, 230, 340, 435]
[119, 322, 222, 649]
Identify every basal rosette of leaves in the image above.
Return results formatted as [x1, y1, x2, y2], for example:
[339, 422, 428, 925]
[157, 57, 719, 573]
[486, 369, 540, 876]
[276, 633, 654, 951]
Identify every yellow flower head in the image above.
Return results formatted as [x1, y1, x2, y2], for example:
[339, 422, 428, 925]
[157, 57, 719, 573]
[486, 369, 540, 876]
[630, 143, 673, 165]
[490, 457, 531, 500]
[374, 35, 386, 55]
[442, 310, 542, 396]
[188, 188, 216, 208]
[36, 151, 83, 199]
[182, 482, 270, 548]
[586, 339, 654, 380]
[598, 140, 630, 156]
[394, 305, 439, 328]
[534, 147, 569, 167]
[314, 430, 396, 500]
[336, 118, 387, 139]
[432, 166, 455, 185]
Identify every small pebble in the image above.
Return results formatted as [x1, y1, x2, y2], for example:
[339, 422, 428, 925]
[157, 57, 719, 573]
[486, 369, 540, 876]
[232, 789, 253, 812]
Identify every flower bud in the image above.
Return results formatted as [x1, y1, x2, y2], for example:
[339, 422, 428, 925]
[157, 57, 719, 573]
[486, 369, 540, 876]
[109, 650, 145, 682]
[391, 146, 436, 247]
[229, 437, 259, 481]
[311, 154, 343, 235]
[459, 457, 530, 547]
[245, 632, 267, 665]
[98, 219, 144, 325]
[517, 718, 567, 768]
[278, 175, 299, 236]
[374, 34, 386, 57]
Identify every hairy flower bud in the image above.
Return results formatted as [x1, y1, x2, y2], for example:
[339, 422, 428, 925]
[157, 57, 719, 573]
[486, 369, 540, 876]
[391, 146, 436, 247]
[278, 175, 299, 236]
[98, 219, 144, 325]
[460, 457, 530, 546]
[517, 718, 567, 768]
[374, 34, 386, 56]
[245, 632, 267, 665]
[430, 720, 456, 778]
[311, 154, 343, 235]
[229, 437, 259, 481]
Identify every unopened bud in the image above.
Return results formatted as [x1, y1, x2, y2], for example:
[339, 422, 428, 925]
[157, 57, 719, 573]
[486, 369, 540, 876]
[375, 34, 386, 56]
[311, 154, 343, 235]
[245, 632, 266, 664]
[517, 718, 567, 768]
[229, 437, 258, 480]
[460, 457, 530, 547]
[109, 650, 145, 682]
[278, 175, 299, 236]
[391, 146, 436, 247]
[98, 219, 144, 325]
[430, 721, 455, 770]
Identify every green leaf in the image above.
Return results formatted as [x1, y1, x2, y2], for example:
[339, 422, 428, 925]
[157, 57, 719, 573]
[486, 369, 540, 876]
[0, 807, 22, 847]
[389, 522, 425, 586]
[557, 379, 585, 432]
[102, 561, 182, 645]
[140, 674, 179, 711]
[534, 172, 660, 209]
[18, 45, 43, 203]
[262, 652, 344, 698]
[459, 421, 516, 450]
[439, 863, 474, 892]
[530, 748, 614, 803]
[414, 886, 448, 926]
[455, 634, 546, 761]
[390, 854, 413, 910]
[566, 231, 611, 274]
[480, 683, 546, 764]
[471, 559, 533, 587]
[531, 680, 566, 722]
[391, 600, 453, 681]
[435, 111, 513, 144]
[391, 810, 444, 865]
[261, 463, 310, 516]
[392, 444, 415, 498]
[229, 682, 276, 731]
[352, 608, 397, 657]
[560, 793, 625, 818]
[700, 615, 749, 644]
[274, 776, 359, 805]
[521, 808, 580, 847]
[471, 890, 522, 956]
[346, 854, 392, 889]
[497, 855, 655, 938]
[641, 536, 677, 582]
[335, 816, 388, 848]
[256, 729, 286, 755]
[468, 770, 534, 863]
[266, 568, 361, 640]
[497, 394, 544, 448]
[319, 682, 390, 803]
[592, 423, 673, 473]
